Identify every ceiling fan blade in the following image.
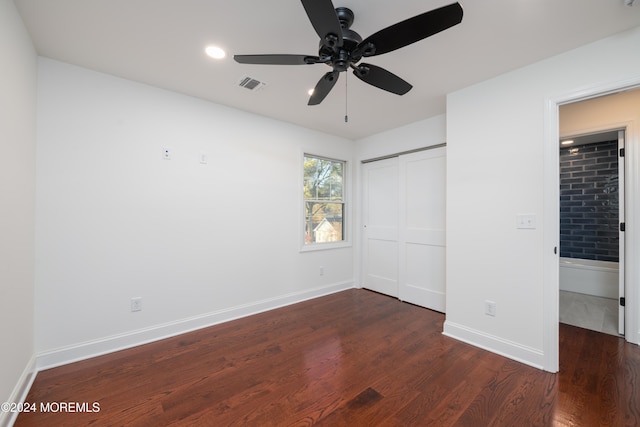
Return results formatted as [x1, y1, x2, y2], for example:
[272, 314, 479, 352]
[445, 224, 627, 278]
[234, 54, 320, 65]
[308, 70, 340, 105]
[301, 0, 343, 49]
[353, 64, 412, 95]
[356, 2, 463, 57]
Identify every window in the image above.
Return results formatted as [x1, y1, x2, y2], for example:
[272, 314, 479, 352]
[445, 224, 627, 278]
[303, 155, 346, 246]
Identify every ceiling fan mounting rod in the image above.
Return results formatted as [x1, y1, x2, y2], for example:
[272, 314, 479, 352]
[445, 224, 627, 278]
[335, 7, 355, 29]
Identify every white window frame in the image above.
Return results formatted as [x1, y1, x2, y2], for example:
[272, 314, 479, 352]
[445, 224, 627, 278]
[300, 153, 350, 252]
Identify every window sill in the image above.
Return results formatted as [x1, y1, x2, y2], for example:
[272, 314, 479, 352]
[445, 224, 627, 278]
[300, 241, 352, 253]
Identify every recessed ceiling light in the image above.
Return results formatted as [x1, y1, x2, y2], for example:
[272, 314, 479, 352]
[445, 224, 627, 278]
[205, 45, 226, 59]
[561, 140, 574, 145]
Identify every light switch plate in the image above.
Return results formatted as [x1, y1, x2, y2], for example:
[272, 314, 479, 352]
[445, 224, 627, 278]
[516, 214, 536, 229]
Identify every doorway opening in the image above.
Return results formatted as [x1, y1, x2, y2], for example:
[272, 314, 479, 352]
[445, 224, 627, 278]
[557, 129, 625, 337]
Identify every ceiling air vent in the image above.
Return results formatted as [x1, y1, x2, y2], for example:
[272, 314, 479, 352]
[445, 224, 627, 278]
[238, 76, 266, 92]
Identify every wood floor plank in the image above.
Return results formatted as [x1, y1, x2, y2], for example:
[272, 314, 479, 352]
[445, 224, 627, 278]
[14, 289, 640, 426]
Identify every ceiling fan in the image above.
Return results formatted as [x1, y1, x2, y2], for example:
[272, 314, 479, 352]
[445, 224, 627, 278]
[234, 1, 463, 105]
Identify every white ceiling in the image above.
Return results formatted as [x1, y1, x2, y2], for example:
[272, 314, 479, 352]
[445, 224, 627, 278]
[14, 0, 640, 140]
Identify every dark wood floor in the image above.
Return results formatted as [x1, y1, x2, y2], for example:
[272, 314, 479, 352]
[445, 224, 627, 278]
[15, 289, 640, 426]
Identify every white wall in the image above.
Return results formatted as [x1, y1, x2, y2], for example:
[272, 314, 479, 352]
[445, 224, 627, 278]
[35, 58, 355, 367]
[355, 115, 446, 161]
[445, 26, 640, 369]
[0, 0, 37, 421]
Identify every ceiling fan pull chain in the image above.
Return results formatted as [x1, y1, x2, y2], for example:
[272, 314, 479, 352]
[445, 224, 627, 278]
[345, 72, 349, 123]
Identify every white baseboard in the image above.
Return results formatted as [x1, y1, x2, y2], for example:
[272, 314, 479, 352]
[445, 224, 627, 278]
[443, 320, 545, 370]
[0, 355, 37, 427]
[36, 281, 354, 371]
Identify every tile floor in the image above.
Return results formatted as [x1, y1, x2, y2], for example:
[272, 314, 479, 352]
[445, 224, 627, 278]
[559, 290, 620, 336]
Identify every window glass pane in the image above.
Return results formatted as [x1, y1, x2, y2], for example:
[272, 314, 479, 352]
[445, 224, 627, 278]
[304, 157, 343, 201]
[305, 202, 343, 244]
[303, 155, 345, 245]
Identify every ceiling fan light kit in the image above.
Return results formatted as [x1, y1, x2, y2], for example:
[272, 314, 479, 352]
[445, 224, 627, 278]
[234, 0, 463, 105]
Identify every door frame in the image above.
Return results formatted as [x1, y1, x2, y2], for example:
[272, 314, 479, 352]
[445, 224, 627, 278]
[618, 129, 626, 335]
[544, 78, 640, 372]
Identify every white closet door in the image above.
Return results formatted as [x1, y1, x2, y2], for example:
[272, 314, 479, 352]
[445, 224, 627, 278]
[398, 148, 446, 311]
[362, 147, 447, 311]
[362, 158, 399, 297]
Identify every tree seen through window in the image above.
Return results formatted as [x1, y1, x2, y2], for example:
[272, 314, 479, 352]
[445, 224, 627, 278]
[303, 155, 345, 244]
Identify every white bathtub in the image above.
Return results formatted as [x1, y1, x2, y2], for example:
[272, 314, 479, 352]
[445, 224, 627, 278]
[559, 257, 619, 299]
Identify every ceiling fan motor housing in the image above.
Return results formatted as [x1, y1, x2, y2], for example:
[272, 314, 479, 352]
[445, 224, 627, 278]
[319, 7, 363, 68]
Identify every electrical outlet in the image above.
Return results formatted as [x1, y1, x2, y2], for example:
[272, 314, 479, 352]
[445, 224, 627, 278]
[319, 266, 325, 276]
[485, 300, 496, 317]
[131, 297, 142, 312]
[162, 148, 171, 160]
